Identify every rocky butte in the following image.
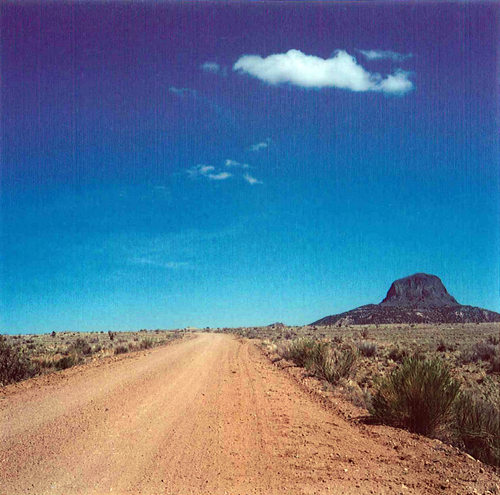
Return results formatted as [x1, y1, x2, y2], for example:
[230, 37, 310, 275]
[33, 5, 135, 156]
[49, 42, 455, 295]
[311, 273, 500, 326]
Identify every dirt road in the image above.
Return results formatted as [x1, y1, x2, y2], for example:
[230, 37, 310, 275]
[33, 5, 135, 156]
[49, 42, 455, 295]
[1, 334, 497, 494]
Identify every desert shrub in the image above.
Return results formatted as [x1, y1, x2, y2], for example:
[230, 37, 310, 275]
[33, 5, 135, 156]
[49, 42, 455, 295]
[69, 338, 92, 356]
[114, 345, 128, 355]
[437, 338, 455, 352]
[246, 329, 259, 339]
[278, 339, 356, 385]
[55, 355, 79, 371]
[491, 354, 500, 373]
[0, 336, 40, 385]
[108, 331, 115, 341]
[472, 342, 499, 361]
[361, 328, 369, 339]
[487, 335, 500, 346]
[309, 344, 357, 385]
[357, 341, 377, 357]
[332, 335, 343, 344]
[93, 344, 102, 353]
[453, 391, 500, 466]
[387, 346, 410, 363]
[278, 338, 319, 368]
[38, 358, 54, 369]
[51, 331, 56, 338]
[370, 357, 461, 436]
[461, 342, 499, 365]
[140, 338, 154, 350]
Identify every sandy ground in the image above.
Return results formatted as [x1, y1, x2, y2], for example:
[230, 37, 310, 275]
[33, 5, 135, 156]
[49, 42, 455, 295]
[1, 333, 498, 495]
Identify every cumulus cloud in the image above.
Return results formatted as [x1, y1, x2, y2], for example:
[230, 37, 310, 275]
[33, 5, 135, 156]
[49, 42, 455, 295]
[358, 50, 412, 61]
[233, 49, 414, 95]
[208, 172, 232, 181]
[225, 159, 250, 168]
[201, 61, 221, 73]
[243, 173, 262, 185]
[377, 69, 414, 94]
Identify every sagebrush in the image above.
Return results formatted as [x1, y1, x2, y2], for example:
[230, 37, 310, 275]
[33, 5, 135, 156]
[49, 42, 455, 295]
[370, 357, 461, 436]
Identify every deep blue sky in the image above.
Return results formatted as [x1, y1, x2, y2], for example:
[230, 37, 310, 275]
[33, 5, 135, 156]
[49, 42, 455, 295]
[1, 2, 499, 334]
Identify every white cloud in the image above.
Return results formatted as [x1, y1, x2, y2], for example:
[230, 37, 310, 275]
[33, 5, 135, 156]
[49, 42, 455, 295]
[249, 141, 268, 152]
[201, 62, 221, 73]
[208, 172, 232, 181]
[233, 49, 414, 95]
[243, 173, 262, 185]
[377, 69, 414, 95]
[225, 159, 250, 168]
[169, 86, 196, 97]
[199, 165, 215, 175]
[358, 50, 412, 61]
[187, 164, 215, 178]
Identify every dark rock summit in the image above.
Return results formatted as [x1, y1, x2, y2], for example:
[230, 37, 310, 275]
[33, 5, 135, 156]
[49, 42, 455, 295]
[311, 273, 500, 326]
[380, 273, 460, 308]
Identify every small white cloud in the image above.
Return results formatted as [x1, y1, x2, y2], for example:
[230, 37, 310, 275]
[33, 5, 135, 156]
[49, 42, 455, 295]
[358, 50, 412, 61]
[233, 49, 414, 95]
[201, 62, 221, 73]
[208, 172, 232, 181]
[225, 159, 250, 168]
[199, 165, 215, 175]
[243, 173, 262, 185]
[187, 164, 215, 178]
[249, 142, 268, 152]
[377, 69, 414, 95]
[169, 86, 196, 97]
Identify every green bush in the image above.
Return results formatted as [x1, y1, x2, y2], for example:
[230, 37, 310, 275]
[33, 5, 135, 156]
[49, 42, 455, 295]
[278, 338, 319, 367]
[140, 338, 154, 350]
[114, 345, 128, 355]
[0, 336, 40, 385]
[69, 338, 92, 356]
[55, 355, 79, 371]
[278, 339, 356, 385]
[309, 344, 357, 385]
[370, 357, 461, 436]
[453, 391, 500, 466]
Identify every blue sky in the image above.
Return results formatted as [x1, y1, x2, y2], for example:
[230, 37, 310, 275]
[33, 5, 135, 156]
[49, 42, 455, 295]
[1, 1, 499, 334]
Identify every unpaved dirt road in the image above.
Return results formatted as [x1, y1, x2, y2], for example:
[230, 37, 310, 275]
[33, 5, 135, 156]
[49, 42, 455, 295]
[1, 334, 498, 494]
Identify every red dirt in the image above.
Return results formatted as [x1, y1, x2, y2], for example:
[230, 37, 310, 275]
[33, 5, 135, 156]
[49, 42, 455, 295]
[1, 333, 498, 494]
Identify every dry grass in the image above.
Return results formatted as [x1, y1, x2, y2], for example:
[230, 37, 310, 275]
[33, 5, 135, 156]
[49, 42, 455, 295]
[1, 329, 185, 383]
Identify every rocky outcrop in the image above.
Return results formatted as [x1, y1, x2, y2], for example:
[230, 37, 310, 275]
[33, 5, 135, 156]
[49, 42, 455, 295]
[380, 273, 460, 308]
[311, 273, 500, 326]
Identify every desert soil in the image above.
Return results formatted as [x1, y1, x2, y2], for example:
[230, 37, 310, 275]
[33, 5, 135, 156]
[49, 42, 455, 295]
[1, 333, 498, 495]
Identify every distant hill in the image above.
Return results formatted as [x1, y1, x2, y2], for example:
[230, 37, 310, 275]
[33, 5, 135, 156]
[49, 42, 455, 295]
[311, 273, 500, 326]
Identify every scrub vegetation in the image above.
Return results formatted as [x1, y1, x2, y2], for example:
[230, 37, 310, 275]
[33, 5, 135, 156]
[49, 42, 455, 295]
[0, 329, 184, 386]
[218, 322, 500, 466]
